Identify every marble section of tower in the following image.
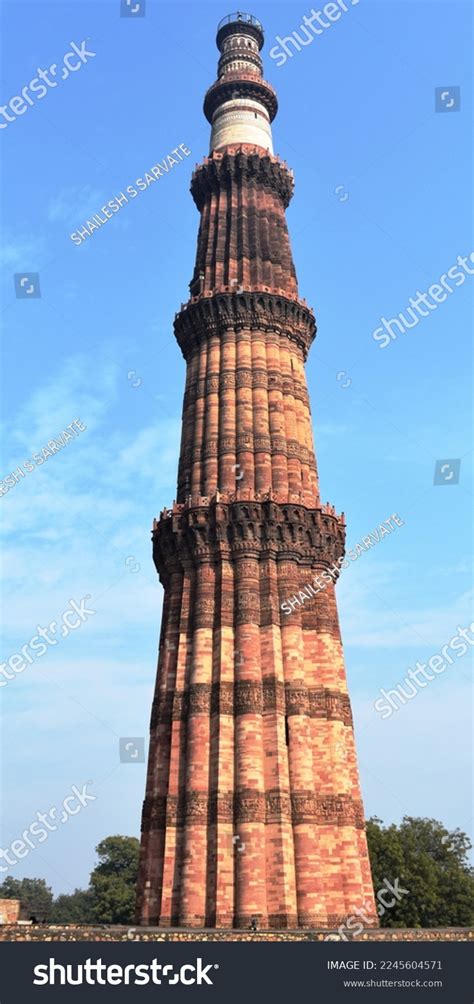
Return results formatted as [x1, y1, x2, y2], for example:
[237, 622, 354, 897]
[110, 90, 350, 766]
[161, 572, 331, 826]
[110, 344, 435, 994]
[136, 12, 377, 930]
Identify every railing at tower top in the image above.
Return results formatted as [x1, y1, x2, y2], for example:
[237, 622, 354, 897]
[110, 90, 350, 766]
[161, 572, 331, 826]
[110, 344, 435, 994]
[217, 12, 264, 32]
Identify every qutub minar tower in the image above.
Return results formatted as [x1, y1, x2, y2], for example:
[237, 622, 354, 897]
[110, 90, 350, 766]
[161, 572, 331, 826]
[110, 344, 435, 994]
[137, 12, 377, 930]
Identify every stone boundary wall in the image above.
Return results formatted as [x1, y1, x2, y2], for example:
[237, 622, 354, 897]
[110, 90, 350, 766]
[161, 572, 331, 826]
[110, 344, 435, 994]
[0, 926, 472, 942]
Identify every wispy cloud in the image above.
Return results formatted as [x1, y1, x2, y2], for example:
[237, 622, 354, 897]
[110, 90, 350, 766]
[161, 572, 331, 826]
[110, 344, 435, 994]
[47, 185, 105, 225]
[1, 353, 180, 646]
[339, 561, 473, 651]
[0, 234, 45, 270]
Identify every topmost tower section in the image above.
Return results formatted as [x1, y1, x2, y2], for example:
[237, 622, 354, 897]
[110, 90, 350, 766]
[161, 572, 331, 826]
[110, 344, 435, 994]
[204, 12, 277, 154]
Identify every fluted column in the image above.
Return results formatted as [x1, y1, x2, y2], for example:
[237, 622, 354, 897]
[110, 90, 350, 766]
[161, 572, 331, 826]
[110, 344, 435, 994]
[158, 563, 192, 925]
[207, 553, 235, 927]
[203, 333, 220, 494]
[178, 562, 215, 926]
[251, 332, 272, 492]
[235, 329, 255, 490]
[266, 333, 290, 494]
[233, 555, 267, 927]
[218, 329, 237, 491]
[260, 555, 298, 927]
[190, 343, 208, 494]
[279, 561, 327, 927]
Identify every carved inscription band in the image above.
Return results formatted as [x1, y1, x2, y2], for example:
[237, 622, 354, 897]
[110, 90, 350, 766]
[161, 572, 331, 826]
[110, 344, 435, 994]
[141, 791, 365, 830]
[150, 682, 353, 727]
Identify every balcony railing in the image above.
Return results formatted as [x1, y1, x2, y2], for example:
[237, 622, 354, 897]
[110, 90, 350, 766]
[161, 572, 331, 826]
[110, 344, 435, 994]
[217, 12, 263, 32]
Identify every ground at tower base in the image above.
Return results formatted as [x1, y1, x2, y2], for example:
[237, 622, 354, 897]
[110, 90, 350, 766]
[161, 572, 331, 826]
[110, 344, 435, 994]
[0, 925, 472, 943]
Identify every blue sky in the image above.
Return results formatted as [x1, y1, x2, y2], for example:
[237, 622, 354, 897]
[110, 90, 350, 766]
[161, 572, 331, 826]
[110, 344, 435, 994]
[0, 0, 472, 896]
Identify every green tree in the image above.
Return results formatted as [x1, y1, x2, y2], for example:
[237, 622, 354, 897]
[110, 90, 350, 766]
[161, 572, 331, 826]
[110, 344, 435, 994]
[367, 816, 474, 928]
[0, 877, 53, 919]
[49, 888, 94, 924]
[89, 835, 139, 924]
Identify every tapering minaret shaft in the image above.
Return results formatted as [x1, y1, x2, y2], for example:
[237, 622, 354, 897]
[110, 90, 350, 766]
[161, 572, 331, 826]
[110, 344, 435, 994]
[137, 11, 377, 931]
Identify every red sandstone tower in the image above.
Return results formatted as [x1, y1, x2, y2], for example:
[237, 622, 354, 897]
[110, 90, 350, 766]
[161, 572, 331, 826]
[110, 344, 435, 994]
[137, 11, 377, 930]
